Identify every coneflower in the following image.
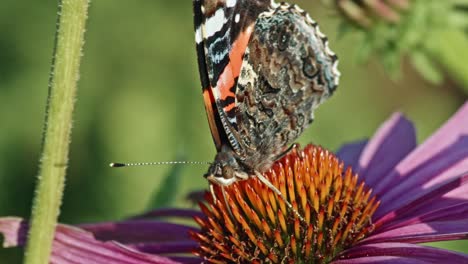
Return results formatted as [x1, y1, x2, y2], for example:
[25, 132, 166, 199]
[192, 144, 379, 263]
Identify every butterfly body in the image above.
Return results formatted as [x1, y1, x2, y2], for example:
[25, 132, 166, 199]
[193, 0, 340, 186]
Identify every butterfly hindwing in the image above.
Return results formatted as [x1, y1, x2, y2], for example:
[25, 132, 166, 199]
[232, 3, 340, 171]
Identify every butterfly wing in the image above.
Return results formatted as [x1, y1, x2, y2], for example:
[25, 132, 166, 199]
[193, 0, 270, 153]
[233, 3, 341, 171]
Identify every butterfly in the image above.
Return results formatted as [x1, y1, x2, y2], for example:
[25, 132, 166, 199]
[193, 0, 340, 215]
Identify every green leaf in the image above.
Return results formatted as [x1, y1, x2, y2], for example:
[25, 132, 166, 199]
[425, 29, 468, 91]
[410, 51, 444, 85]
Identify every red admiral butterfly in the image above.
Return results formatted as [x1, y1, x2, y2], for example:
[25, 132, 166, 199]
[193, 0, 340, 213]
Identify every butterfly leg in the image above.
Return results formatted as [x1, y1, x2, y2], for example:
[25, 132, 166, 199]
[274, 143, 299, 161]
[254, 170, 305, 222]
[209, 183, 236, 221]
[221, 185, 235, 221]
[209, 183, 217, 203]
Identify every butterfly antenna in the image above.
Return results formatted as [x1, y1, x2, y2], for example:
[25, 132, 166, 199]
[110, 161, 211, 168]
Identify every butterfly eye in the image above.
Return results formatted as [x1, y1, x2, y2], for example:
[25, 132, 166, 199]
[302, 56, 319, 78]
[222, 166, 234, 179]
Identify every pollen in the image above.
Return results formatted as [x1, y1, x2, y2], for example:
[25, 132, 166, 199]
[191, 144, 380, 263]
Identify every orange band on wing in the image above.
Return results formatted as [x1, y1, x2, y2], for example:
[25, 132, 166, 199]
[223, 102, 235, 112]
[203, 88, 222, 150]
[217, 26, 254, 101]
[229, 26, 253, 77]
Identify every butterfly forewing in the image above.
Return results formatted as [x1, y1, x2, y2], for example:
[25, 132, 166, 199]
[193, 0, 271, 153]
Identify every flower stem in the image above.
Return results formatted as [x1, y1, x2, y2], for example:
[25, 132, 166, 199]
[23, 1, 89, 264]
[425, 29, 468, 92]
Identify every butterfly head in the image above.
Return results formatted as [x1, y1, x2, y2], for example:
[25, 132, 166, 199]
[204, 147, 249, 186]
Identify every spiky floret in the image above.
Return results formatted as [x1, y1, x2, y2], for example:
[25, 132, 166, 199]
[192, 144, 380, 263]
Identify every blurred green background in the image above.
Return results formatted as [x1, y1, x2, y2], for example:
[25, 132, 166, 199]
[0, 0, 466, 262]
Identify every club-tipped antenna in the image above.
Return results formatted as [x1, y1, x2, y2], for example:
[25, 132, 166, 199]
[109, 161, 211, 168]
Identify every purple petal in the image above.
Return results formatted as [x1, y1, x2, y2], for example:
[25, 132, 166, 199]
[400, 182, 468, 222]
[375, 138, 468, 219]
[355, 113, 416, 187]
[371, 103, 468, 215]
[0, 217, 26, 247]
[336, 140, 368, 170]
[333, 256, 429, 264]
[375, 171, 468, 228]
[128, 241, 197, 254]
[362, 220, 468, 244]
[128, 208, 204, 220]
[168, 257, 202, 264]
[0, 217, 190, 264]
[390, 102, 468, 177]
[380, 201, 468, 232]
[335, 242, 468, 263]
[53, 228, 182, 264]
[79, 220, 198, 244]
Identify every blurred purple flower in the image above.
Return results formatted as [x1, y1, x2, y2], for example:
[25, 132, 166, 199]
[1, 102, 468, 263]
[0, 209, 202, 264]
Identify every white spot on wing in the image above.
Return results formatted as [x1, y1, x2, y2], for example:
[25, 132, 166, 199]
[294, 5, 304, 12]
[306, 13, 316, 24]
[270, 0, 279, 8]
[208, 29, 230, 63]
[205, 9, 227, 38]
[227, 116, 236, 124]
[235, 13, 240, 23]
[226, 0, 236, 8]
[195, 27, 203, 44]
[333, 61, 340, 85]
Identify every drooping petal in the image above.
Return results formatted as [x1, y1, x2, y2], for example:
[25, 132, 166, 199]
[361, 220, 468, 244]
[335, 242, 468, 263]
[401, 182, 468, 222]
[376, 138, 468, 218]
[0, 217, 26, 247]
[336, 139, 368, 169]
[79, 220, 198, 244]
[375, 173, 468, 229]
[371, 103, 468, 217]
[333, 256, 428, 264]
[166, 257, 202, 264]
[355, 113, 416, 187]
[405, 103, 468, 165]
[128, 241, 197, 254]
[0, 217, 191, 264]
[379, 202, 468, 232]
